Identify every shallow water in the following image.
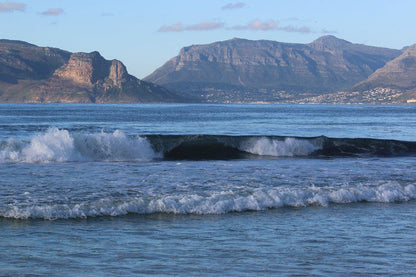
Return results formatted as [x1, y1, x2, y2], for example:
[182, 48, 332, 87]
[2, 203, 416, 275]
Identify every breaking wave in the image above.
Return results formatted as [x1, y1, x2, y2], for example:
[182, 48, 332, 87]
[0, 128, 158, 163]
[2, 183, 415, 219]
[1, 128, 416, 163]
[142, 134, 416, 160]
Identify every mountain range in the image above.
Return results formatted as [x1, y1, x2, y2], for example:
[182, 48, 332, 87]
[145, 35, 414, 103]
[0, 40, 181, 103]
[1, 36, 415, 103]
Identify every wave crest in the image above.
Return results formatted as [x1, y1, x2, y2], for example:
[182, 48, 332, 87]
[240, 137, 321, 157]
[2, 183, 415, 219]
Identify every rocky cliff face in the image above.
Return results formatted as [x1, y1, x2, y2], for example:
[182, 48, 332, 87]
[0, 40, 182, 103]
[145, 36, 401, 102]
[109, 60, 129, 87]
[354, 44, 416, 92]
[54, 52, 109, 86]
[53, 51, 131, 88]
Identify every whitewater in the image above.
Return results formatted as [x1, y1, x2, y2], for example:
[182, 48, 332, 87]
[1, 104, 416, 275]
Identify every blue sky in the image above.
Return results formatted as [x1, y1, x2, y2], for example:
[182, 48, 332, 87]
[1, 0, 415, 78]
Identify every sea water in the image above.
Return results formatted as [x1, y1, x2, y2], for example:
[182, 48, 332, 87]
[1, 104, 415, 275]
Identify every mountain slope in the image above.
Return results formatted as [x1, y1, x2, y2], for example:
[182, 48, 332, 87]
[0, 39, 71, 83]
[145, 36, 401, 102]
[0, 40, 181, 103]
[354, 44, 416, 91]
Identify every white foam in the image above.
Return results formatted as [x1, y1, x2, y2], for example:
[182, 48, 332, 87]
[0, 138, 24, 161]
[240, 137, 321, 157]
[73, 129, 158, 161]
[0, 128, 157, 163]
[2, 183, 415, 219]
[22, 128, 75, 162]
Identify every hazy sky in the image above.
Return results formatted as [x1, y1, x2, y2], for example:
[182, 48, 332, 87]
[1, 0, 415, 78]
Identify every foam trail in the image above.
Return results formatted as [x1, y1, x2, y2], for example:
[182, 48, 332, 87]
[0, 128, 157, 163]
[2, 183, 415, 219]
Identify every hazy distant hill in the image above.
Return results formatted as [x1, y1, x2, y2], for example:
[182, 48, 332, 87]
[145, 36, 401, 102]
[354, 44, 416, 92]
[294, 45, 416, 104]
[0, 40, 181, 103]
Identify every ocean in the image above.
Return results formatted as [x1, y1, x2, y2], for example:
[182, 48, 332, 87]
[1, 104, 415, 275]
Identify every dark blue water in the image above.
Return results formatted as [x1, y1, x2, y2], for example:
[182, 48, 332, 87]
[1, 104, 415, 275]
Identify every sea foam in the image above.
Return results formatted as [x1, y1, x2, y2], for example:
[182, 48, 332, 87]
[240, 137, 321, 157]
[0, 128, 157, 163]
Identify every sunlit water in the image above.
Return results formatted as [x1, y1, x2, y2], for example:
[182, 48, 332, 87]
[1, 104, 415, 275]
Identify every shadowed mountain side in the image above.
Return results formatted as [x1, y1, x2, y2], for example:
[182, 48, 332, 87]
[0, 39, 70, 83]
[0, 40, 184, 103]
[145, 36, 401, 103]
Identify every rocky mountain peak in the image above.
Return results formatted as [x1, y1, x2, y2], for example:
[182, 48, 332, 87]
[309, 35, 351, 51]
[54, 51, 110, 86]
[52, 51, 134, 89]
[109, 60, 129, 87]
[403, 44, 416, 55]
